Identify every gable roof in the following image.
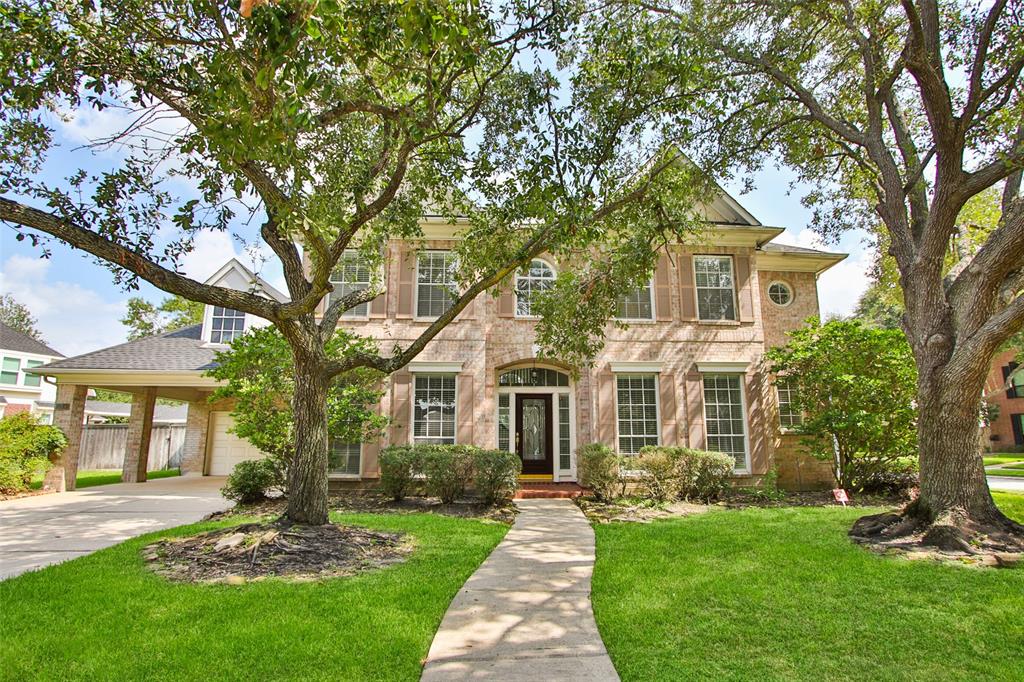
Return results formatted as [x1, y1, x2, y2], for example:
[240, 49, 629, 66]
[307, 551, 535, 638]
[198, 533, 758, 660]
[32, 324, 216, 373]
[205, 258, 288, 302]
[0, 321, 63, 357]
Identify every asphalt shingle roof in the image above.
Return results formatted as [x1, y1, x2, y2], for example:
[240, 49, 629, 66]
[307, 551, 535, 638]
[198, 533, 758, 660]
[37, 324, 217, 372]
[0, 321, 64, 357]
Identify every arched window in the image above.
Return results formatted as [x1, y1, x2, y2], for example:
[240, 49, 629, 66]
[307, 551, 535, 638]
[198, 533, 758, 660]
[498, 367, 570, 387]
[515, 259, 556, 317]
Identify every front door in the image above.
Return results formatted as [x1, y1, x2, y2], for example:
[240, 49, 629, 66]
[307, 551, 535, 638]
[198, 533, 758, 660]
[515, 394, 553, 475]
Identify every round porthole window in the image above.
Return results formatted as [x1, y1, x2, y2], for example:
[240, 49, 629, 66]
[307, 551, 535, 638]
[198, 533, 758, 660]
[768, 281, 793, 307]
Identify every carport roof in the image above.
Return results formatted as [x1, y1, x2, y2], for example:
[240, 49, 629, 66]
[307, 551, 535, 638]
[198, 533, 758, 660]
[31, 324, 217, 374]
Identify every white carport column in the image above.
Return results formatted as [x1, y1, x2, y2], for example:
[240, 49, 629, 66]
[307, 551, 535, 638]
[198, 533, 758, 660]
[180, 399, 210, 475]
[43, 383, 88, 492]
[122, 387, 157, 483]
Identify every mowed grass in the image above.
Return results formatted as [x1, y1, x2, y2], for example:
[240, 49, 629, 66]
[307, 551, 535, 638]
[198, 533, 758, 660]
[987, 467, 1024, 478]
[29, 468, 181, 490]
[984, 455, 1024, 466]
[0, 513, 507, 681]
[592, 494, 1024, 682]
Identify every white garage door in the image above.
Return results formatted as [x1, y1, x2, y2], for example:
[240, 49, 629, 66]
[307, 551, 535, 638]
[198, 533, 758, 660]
[207, 412, 267, 475]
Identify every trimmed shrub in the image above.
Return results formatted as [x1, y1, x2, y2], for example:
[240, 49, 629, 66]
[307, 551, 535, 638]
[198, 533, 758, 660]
[578, 443, 623, 502]
[220, 459, 278, 504]
[378, 445, 420, 501]
[421, 445, 476, 503]
[473, 448, 521, 504]
[634, 447, 685, 502]
[688, 449, 734, 501]
[0, 413, 67, 493]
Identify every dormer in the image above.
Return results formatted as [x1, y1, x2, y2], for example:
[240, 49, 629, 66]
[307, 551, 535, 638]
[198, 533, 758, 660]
[200, 259, 289, 346]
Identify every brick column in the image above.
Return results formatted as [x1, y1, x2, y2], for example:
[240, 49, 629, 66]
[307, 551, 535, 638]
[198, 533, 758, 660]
[180, 398, 210, 475]
[43, 383, 88, 492]
[122, 387, 157, 483]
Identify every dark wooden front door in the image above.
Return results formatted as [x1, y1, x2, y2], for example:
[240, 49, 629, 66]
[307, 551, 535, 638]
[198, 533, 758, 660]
[515, 394, 553, 475]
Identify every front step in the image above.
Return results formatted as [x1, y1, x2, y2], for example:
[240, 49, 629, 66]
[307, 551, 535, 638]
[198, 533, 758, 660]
[515, 483, 587, 499]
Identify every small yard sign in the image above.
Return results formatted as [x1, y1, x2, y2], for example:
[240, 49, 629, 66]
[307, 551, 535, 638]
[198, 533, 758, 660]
[832, 489, 849, 507]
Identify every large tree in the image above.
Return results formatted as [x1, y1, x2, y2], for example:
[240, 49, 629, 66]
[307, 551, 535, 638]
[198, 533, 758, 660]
[121, 294, 204, 340]
[616, 0, 1024, 548]
[0, 0, 705, 524]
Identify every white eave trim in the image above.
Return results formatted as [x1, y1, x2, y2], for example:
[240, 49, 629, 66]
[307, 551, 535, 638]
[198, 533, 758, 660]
[696, 361, 749, 373]
[610, 361, 664, 373]
[408, 361, 464, 373]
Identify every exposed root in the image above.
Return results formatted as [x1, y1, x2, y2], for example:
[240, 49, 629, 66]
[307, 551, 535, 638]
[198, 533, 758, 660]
[849, 504, 1024, 567]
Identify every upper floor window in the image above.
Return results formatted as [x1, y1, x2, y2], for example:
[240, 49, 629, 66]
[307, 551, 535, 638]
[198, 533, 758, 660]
[1, 357, 19, 385]
[23, 360, 43, 387]
[515, 259, 556, 317]
[776, 379, 802, 429]
[768, 281, 793, 307]
[694, 255, 736, 321]
[330, 250, 372, 317]
[417, 251, 457, 319]
[413, 373, 456, 444]
[617, 281, 655, 320]
[210, 306, 246, 344]
[616, 374, 660, 454]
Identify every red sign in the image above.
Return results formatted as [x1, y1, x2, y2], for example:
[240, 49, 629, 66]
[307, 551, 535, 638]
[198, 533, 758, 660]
[832, 489, 850, 505]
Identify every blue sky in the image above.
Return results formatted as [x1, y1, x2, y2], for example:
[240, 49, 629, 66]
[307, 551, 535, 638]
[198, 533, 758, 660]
[0, 107, 873, 358]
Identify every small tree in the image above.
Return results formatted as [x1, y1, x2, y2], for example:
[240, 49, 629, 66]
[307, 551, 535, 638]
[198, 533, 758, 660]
[766, 319, 918, 492]
[0, 294, 44, 342]
[0, 413, 67, 493]
[207, 325, 386, 486]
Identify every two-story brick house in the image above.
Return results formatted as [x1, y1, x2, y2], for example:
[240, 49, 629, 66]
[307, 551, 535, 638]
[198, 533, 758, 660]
[982, 348, 1024, 452]
[32, 190, 845, 491]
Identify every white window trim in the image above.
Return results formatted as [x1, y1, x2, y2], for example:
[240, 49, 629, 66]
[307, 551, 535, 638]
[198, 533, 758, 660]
[327, 441, 362, 479]
[495, 365, 576, 482]
[201, 305, 248, 346]
[408, 361, 464, 373]
[693, 254, 739, 322]
[329, 249, 375, 321]
[614, 372, 662, 455]
[409, 372, 458, 445]
[767, 280, 794, 308]
[413, 250, 458, 322]
[614, 278, 657, 322]
[776, 381, 803, 433]
[610, 361, 664, 373]
[695, 361, 748, 373]
[514, 258, 557, 319]
[700, 372, 751, 474]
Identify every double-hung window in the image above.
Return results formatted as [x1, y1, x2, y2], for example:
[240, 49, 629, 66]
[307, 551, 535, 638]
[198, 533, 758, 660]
[23, 360, 43, 387]
[413, 374, 456, 444]
[776, 379, 802, 429]
[515, 259, 556, 317]
[210, 307, 246, 344]
[694, 255, 737, 321]
[1, 357, 19, 385]
[616, 374, 660, 454]
[702, 373, 748, 470]
[616, 280, 655, 320]
[329, 250, 373, 318]
[416, 251, 458, 318]
[328, 439, 361, 476]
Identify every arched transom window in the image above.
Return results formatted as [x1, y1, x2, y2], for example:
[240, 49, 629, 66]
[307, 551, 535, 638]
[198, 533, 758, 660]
[498, 367, 569, 387]
[515, 259, 556, 317]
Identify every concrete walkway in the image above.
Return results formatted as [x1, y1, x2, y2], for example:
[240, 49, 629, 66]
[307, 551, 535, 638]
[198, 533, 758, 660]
[422, 498, 619, 681]
[0, 476, 231, 580]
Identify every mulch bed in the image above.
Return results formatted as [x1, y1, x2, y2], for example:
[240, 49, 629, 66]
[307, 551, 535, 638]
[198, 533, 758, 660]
[722, 489, 909, 508]
[576, 498, 711, 523]
[144, 520, 412, 584]
[0, 488, 52, 501]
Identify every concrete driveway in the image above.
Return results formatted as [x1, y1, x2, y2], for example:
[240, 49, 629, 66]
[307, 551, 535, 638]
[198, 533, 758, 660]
[0, 476, 232, 580]
[989, 475, 1024, 493]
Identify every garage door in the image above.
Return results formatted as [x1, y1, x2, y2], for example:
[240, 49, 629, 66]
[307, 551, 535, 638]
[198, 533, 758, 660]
[207, 411, 267, 475]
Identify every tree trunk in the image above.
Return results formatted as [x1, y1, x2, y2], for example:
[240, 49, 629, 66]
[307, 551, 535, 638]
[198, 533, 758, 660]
[285, 345, 331, 525]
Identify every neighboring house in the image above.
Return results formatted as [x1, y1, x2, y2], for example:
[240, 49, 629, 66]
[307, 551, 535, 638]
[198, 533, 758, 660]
[983, 348, 1024, 452]
[0, 321, 64, 423]
[32, 189, 846, 491]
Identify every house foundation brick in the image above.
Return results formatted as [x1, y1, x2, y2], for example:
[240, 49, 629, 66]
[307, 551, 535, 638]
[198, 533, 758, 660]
[43, 383, 88, 492]
[122, 387, 157, 483]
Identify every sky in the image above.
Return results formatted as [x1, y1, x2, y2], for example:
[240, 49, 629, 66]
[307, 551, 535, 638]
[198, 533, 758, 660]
[0, 106, 874, 358]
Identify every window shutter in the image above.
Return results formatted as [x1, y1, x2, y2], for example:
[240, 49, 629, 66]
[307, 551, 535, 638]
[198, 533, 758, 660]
[655, 252, 673, 322]
[659, 373, 678, 445]
[1012, 414, 1024, 446]
[745, 372, 767, 473]
[389, 371, 411, 444]
[396, 247, 416, 319]
[679, 253, 697, 321]
[457, 375, 475, 444]
[497, 286, 515, 318]
[684, 369, 704, 448]
[736, 255, 755, 322]
[1005, 363, 1019, 399]
[598, 370, 616, 445]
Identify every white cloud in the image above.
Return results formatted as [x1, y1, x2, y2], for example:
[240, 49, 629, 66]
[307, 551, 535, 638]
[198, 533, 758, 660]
[0, 255, 129, 356]
[179, 230, 287, 293]
[773, 228, 872, 319]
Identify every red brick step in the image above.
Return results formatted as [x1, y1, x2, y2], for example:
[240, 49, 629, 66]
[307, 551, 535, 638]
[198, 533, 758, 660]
[514, 483, 587, 499]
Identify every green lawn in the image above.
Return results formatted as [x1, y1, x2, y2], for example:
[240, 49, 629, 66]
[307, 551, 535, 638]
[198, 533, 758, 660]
[993, 492, 1024, 522]
[0, 513, 507, 681]
[592, 495, 1024, 681]
[984, 455, 1024, 466]
[987, 467, 1024, 478]
[29, 468, 181, 490]
[1004, 462, 1024, 470]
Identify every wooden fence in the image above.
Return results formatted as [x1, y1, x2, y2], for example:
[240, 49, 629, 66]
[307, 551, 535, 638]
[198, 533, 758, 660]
[78, 424, 186, 471]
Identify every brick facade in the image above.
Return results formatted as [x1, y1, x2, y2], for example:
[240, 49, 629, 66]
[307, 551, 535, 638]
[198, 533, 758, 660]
[982, 348, 1024, 452]
[43, 383, 88, 491]
[181, 398, 210, 474]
